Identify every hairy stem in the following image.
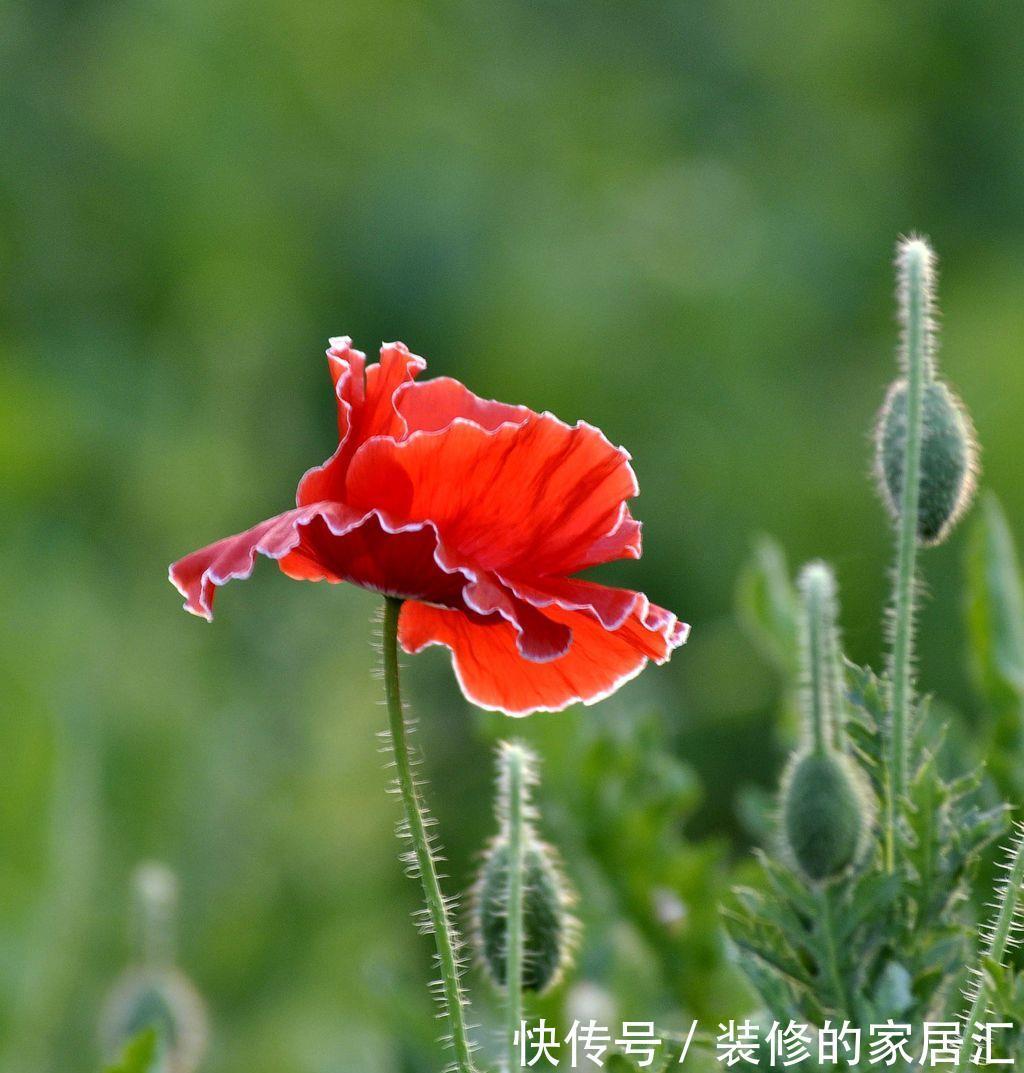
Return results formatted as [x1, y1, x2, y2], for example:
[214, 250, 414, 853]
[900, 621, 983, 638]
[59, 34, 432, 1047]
[819, 886, 849, 1016]
[134, 862, 177, 969]
[504, 746, 527, 1073]
[799, 562, 840, 756]
[382, 597, 476, 1073]
[805, 575, 829, 755]
[956, 826, 1024, 1072]
[886, 239, 932, 873]
[824, 603, 848, 755]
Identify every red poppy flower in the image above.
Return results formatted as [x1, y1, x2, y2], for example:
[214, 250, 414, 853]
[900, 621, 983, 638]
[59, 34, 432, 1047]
[170, 338, 688, 714]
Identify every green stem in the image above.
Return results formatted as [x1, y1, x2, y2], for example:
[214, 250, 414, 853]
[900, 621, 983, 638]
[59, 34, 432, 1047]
[799, 563, 836, 756]
[504, 746, 527, 1073]
[381, 597, 476, 1073]
[886, 241, 931, 873]
[819, 886, 850, 1016]
[956, 828, 1024, 1072]
[824, 603, 848, 756]
[134, 863, 177, 969]
[806, 581, 829, 755]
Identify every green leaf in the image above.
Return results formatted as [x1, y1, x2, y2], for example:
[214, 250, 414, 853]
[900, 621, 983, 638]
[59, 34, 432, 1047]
[606, 1055, 640, 1072]
[833, 871, 900, 942]
[102, 1029, 158, 1073]
[967, 492, 1024, 706]
[844, 662, 886, 782]
[736, 535, 799, 677]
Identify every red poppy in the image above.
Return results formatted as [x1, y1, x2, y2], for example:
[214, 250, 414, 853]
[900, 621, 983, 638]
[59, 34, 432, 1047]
[170, 338, 688, 714]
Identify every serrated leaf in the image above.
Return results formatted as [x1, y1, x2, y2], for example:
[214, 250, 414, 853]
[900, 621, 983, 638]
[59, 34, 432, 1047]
[834, 872, 900, 941]
[846, 662, 887, 724]
[845, 662, 887, 785]
[722, 904, 816, 991]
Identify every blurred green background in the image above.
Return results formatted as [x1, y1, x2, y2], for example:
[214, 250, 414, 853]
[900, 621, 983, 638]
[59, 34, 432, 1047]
[4, 2, 1024, 1070]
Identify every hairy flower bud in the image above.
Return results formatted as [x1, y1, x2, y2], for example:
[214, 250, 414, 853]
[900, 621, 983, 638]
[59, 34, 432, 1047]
[101, 967, 208, 1073]
[876, 377, 978, 546]
[472, 743, 577, 997]
[781, 750, 870, 883]
[100, 863, 208, 1073]
[474, 836, 574, 993]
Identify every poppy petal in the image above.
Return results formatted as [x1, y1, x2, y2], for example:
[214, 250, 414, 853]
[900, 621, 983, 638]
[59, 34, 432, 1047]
[170, 504, 345, 621]
[398, 594, 688, 715]
[568, 503, 643, 569]
[297, 341, 427, 505]
[501, 575, 641, 631]
[170, 503, 573, 665]
[277, 511, 466, 605]
[397, 376, 531, 436]
[462, 574, 572, 662]
[170, 502, 464, 621]
[324, 336, 366, 437]
[346, 413, 641, 577]
[359, 341, 428, 441]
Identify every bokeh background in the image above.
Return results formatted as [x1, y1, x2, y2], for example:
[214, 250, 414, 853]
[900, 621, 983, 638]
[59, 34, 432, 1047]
[5, 2, 1024, 1070]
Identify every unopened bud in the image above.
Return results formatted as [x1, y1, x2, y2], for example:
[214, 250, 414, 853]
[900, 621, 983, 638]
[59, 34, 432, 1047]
[781, 750, 871, 883]
[876, 377, 978, 546]
[101, 864, 208, 1073]
[474, 836, 575, 994]
[101, 967, 208, 1073]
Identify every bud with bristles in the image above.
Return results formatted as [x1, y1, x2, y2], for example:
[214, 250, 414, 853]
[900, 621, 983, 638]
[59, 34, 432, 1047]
[876, 378, 978, 546]
[100, 863, 208, 1073]
[781, 750, 869, 883]
[471, 743, 577, 998]
[101, 967, 208, 1073]
[874, 236, 979, 547]
[475, 837, 574, 993]
[779, 563, 874, 884]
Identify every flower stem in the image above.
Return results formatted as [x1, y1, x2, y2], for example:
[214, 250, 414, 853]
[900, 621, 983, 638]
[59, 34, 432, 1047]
[798, 562, 846, 756]
[803, 568, 831, 756]
[381, 597, 476, 1073]
[819, 886, 849, 1015]
[885, 239, 932, 873]
[133, 862, 178, 969]
[504, 745, 527, 1073]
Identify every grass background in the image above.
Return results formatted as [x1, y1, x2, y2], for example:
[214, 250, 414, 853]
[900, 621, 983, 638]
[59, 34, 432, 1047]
[4, 2, 1024, 1069]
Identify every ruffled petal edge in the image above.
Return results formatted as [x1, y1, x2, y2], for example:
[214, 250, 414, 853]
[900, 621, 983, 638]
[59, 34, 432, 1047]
[398, 587, 688, 716]
[169, 505, 580, 667]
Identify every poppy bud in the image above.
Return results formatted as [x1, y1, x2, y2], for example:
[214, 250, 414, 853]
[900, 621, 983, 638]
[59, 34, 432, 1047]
[472, 742, 577, 995]
[783, 563, 873, 884]
[875, 377, 978, 546]
[781, 750, 870, 883]
[473, 836, 574, 993]
[101, 967, 209, 1073]
[100, 863, 208, 1072]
